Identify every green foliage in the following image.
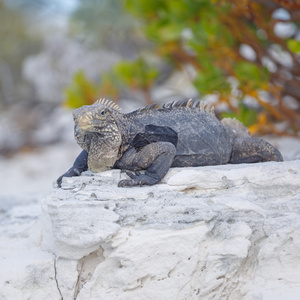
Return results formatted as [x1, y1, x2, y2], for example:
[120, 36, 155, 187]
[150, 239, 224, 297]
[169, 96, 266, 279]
[68, 0, 300, 134]
[64, 59, 158, 108]
[194, 67, 230, 94]
[234, 62, 269, 90]
[125, 0, 270, 97]
[287, 39, 300, 53]
[221, 103, 258, 127]
[123, 0, 300, 134]
[64, 71, 99, 108]
[113, 59, 158, 90]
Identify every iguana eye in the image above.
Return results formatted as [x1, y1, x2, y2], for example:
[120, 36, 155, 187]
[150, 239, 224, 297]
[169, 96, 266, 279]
[98, 108, 107, 117]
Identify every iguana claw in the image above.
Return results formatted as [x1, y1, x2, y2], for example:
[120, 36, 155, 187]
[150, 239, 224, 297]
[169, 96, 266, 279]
[57, 168, 81, 187]
[118, 173, 158, 187]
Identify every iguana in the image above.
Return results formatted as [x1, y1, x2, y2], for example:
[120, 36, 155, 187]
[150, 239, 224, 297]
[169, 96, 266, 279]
[57, 98, 283, 187]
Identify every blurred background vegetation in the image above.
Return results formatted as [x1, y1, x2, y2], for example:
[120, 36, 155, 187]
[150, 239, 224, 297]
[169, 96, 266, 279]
[1, 0, 300, 155]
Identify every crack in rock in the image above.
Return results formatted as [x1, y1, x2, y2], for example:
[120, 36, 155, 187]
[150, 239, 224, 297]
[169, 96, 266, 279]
[74, 247, 105, 299]
[54, 259, 63, 300]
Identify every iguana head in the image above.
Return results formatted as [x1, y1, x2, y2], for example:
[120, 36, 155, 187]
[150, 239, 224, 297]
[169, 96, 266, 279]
[73, 98, 122, 172]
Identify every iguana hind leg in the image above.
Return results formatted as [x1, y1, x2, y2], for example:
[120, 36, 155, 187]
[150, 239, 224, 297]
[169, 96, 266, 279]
[115, 142, 176, 187]
[230, 137, 283, 164]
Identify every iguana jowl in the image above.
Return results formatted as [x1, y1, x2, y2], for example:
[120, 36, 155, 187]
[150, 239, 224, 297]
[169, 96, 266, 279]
[57, 98, 283, 187]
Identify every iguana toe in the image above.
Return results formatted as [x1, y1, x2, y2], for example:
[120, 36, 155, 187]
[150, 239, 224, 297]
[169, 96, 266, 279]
[118, 173, 159, 187]
[125, 170, 141, 179]
[56, 168, 82, 188]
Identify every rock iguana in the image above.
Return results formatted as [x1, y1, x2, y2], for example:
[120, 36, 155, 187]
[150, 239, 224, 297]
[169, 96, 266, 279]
[57, 98, 283, 187]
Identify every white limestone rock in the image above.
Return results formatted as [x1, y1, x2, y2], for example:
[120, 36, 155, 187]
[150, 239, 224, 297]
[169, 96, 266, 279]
[0, 250, 62, 300]
[1, 160, 300, 300]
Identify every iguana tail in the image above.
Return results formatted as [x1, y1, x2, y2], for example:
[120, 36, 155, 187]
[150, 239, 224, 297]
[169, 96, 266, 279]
[221, 118, 283, 163]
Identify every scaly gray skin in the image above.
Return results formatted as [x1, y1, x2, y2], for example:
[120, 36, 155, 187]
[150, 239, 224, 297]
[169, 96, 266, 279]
[57, 99, 283, 187]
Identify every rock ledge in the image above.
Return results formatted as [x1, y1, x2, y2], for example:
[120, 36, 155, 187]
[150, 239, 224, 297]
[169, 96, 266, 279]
[2, 160, 300, 300]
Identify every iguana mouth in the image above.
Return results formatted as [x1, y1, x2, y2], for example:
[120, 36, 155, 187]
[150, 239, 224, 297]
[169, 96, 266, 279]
[74, 131, 92, 151]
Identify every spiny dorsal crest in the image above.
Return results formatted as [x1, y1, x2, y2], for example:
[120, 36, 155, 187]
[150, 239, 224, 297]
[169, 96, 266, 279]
[95, 98, 121, 112]
[130, 99, 215, 116]
[162, 99, 215, 115]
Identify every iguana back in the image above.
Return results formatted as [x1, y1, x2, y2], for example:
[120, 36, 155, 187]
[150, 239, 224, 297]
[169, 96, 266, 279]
[122, 101, 235, 167]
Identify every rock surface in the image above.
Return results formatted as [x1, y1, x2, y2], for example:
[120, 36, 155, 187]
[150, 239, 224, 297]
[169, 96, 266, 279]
[1, 159, 300, 300]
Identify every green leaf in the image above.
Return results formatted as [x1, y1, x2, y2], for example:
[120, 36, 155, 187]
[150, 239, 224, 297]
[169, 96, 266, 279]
[159, 23, 183, 41]
[194, 67, 230, 94]
[235, 62, 260, 81]
[113, 58, 158, 90]
[234, 61, 269, 89]
[287, 39, 300, 53]
[221, 103, 258, 127]
[64, 70, 96, 108]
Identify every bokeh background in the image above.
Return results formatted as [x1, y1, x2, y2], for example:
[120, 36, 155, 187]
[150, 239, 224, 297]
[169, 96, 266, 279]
[0, 0, 300, 206]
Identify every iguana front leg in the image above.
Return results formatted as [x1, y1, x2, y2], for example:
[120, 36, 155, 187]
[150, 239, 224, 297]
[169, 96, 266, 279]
[115, 142, 176, 187]
[57, 150, 88, 187]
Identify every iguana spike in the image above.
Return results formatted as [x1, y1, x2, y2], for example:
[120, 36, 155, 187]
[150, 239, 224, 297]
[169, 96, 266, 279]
[200, 101, 205, 111]
[96, 98, 104, 104]
[186, 98, 193, 107]
[163, 102, 172, 109]
[112, 104, 120, 111]
[205, 103, 212, 114]
[95, 98, 121, 112]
